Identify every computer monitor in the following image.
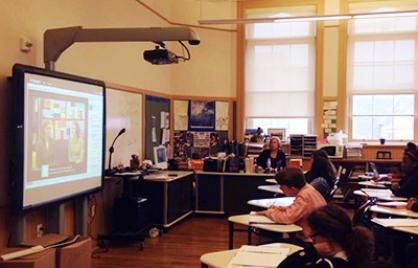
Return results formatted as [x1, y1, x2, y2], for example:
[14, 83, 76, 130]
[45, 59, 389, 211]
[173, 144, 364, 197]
[153, 145, 168, 169]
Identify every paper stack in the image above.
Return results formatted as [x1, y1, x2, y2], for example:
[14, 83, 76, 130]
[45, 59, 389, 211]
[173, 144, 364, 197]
[227, 245, 290, 268]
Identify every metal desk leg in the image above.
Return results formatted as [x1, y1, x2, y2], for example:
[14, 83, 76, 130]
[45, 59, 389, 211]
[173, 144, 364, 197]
[247, 227, 252, 245]
[229, 221, 234, 249]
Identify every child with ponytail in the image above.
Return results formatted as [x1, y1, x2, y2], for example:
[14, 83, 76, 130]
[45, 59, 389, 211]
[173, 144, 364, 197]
[278, 204, 375, 268]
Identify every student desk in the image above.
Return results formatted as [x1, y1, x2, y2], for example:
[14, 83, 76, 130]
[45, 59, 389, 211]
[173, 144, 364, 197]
[247, 197, 295, 209]
[257, 185, 283, 195]
[369, 205, 418, 218]
[228, 214, 302, 249]
[195, 172, 275, 215]
[353, 189, 407, 201]
[200, 243, 302, 268]
[393, 226, 418, 236]
[266, 178, 277, 184]
[358, 180, 391, 189]
[142, 171, 194, 228]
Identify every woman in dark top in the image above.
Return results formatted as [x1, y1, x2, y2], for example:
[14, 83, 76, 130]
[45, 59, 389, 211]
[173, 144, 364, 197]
[278, 204, 375, 268]
[256, 136, 286, 170]
[306, 150, 337, 188]
[392, 142, 418, 198]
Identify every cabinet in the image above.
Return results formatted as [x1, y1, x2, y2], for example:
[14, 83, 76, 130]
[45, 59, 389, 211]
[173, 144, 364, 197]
[142, 171, 193, 228]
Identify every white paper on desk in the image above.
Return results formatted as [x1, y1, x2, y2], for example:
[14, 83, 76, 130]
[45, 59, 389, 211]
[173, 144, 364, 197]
[375, 201, 407, 207]
[361, 188, 393, 197]
[229, 252, 287, 267]
[240, 245, 289, 254]
[371, 218, 418, 227]
[248, 215, 275, 224]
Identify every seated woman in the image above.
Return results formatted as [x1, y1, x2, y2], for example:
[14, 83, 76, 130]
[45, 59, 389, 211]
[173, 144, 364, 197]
[256, 136, 286, 171]
[306, 150, 337, 187]
[278, 204, 375, 268]
[392, 142, 418, 198]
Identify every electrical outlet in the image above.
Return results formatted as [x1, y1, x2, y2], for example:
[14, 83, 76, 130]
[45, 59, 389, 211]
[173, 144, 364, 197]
[36, 224, 44, 237]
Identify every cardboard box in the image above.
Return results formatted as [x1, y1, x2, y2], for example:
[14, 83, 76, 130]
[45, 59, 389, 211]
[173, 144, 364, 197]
[56, 237, 91, 268]
[0, 248, 55, 268]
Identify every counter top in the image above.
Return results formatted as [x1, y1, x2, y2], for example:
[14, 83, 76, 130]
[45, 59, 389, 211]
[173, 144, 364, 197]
[196, 171, 275, 177]
[144, 170, 194, 182]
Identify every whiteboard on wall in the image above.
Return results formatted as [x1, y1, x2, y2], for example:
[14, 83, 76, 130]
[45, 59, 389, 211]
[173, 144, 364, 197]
[105, 88, 142, 168]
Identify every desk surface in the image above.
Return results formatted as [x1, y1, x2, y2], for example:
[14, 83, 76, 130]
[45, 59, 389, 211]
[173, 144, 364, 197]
[353, 189, 407, 201]
[370, 205, 418, 218]
[358, 181, 390, 189]
[197, 171, 275, 177]
[265, 179, 277, 184]
[200, 243, 302, 268]
[228, 214, 302, 233]
[144, 170, 194, 182]
[248, 197, 295, 209]
[393, 226, 418, 235]
[258, 185, 283, 194]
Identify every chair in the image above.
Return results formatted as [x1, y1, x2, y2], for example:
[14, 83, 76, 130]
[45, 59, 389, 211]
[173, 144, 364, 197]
[310, 177, 331, 200]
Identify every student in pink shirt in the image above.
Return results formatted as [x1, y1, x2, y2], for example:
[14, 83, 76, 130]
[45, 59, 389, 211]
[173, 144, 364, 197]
[256, 167, 326, 227]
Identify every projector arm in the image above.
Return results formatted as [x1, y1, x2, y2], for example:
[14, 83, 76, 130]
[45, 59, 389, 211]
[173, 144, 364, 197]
[44, 26, 200, 70]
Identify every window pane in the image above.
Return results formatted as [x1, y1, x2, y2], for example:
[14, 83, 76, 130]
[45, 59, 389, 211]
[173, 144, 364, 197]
[354, 41, 374, 63]
[373, 65, 394, 88]
[353, 116, 372, 139]
[395, 40, 415, 61]
[394, 64, 415, 86]
[247, 117, 309, 138]
[353, 95, 373, 115]
[374, 41, 394, 62]
[394, 95, 414, 115]
[372, 116, 393, 139]
[373, 95, 393, 115]
[393, 116, 414, 140]
[353, 65, 373, 89]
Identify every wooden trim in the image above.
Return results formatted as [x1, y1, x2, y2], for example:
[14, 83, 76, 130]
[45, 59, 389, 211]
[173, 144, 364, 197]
[323, 96, 338, 101]
[141, 93, 146, 160]
[106, 82, 172, 98]
[228, 100, 233, 140]
[337, 1, 349, 134]
[237, 4, 246, 141]
[172, 95, 236, 102]
[315, 1, 325, 138]
[134, 0, 237, 33]
[169, 97, 174, 156]
[236, 0, 324, 141]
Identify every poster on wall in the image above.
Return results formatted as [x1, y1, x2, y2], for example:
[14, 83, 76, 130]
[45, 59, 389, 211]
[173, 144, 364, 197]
[322, 100, 337, 137]
[215, 101, 229, 131]
[174, 100, 188, 131]
[192, 132, 211, 148]
[188, 100, 215, 131]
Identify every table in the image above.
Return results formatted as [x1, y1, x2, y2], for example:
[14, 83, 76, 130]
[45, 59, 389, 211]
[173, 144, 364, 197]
[370, 205, 418, 218]
[358, 181, 390, 189]
[393, 226, 418, 235]
[247, 197, 295, 209]
[257, 185, 283, 194]
[353, 189, 407, 201]
[200, 243, 302, 268]
[227, 214, 302, 249]
[266, 179, 277, 184]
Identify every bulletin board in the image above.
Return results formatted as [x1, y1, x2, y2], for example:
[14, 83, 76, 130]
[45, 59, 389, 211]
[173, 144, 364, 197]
[105, 88, 142, 168]
[322, 100, 337, 137]
[144, 95, 170, 161]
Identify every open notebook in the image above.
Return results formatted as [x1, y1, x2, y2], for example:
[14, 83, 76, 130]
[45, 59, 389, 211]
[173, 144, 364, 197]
[227, 245, 291, 268]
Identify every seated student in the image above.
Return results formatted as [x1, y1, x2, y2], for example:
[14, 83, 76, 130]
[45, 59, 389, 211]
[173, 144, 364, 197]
[256, 136, 286, 171]
[305, 150, 337, 197]
[256, 167, 326, 227]
[392, 142, 418, 198]
[278, 204, 375, 268]
[406, 196, 418, 212]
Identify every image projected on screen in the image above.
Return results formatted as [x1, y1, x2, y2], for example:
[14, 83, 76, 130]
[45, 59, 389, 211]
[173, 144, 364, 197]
[28, 93, 88, 180]
[22, 72, 104, 208]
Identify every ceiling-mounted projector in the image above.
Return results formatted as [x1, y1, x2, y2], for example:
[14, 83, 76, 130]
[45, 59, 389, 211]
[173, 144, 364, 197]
[143, 46, 179, 65]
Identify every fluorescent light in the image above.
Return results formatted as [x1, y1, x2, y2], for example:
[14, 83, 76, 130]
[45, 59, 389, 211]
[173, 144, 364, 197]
[274, 15, 351, 22]
[353, 10, 418, 19]
[198, 10, 418, 25]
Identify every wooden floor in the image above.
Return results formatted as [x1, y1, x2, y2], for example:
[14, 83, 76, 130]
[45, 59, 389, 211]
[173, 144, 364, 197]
[92, 215, 248, 268]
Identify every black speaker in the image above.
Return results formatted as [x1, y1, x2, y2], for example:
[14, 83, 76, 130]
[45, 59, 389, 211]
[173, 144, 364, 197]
[114, 197, 150, 233]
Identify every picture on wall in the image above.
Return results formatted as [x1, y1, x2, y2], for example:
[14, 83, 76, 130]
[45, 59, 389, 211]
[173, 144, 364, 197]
[188, 100, 215, 131]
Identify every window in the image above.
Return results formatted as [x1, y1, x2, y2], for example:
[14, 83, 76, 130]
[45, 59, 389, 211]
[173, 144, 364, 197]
[347, 6, 418, 141]
[244, 7, 316, 139]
